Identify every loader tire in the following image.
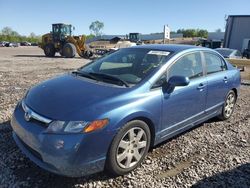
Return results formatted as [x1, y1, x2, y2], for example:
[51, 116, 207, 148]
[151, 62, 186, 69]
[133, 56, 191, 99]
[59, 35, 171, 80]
[44, 44, 55, 57]
[62, 43, 76, 58]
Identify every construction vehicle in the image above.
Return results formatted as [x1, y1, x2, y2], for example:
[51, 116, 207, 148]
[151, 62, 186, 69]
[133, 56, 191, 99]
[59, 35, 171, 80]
[128, 33, 143, 45]
[39, 23, 92, 58]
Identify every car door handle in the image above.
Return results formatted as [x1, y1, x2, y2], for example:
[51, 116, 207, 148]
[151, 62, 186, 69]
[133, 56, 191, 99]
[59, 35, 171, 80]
[223, 76, 228, 83]
[197, 83, 205, 90]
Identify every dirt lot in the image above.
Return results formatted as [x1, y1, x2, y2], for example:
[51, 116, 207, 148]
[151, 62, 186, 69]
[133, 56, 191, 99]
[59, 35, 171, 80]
[227, 58, 250, 81]
[0, 47, 249, 188]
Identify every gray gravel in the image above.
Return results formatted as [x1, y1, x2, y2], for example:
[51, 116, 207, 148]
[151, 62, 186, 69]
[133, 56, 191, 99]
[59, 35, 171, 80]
[0, 47, 250, 188]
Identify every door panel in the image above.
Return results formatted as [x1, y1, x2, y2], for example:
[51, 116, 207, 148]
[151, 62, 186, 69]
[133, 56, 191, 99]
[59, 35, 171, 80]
[203, 52, 229, 113]
[161, 77, 207, 137]
[159, 51, 207, 138]
[205, 72, 229, 112]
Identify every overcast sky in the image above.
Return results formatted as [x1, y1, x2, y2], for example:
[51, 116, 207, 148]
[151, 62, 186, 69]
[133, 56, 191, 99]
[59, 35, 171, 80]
[0, 0, 249, 36]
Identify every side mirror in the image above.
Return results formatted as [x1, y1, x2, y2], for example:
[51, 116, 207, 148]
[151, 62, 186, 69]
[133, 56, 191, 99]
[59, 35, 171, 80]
[168, 75, 190, 87]
[163, 76, 190, 93]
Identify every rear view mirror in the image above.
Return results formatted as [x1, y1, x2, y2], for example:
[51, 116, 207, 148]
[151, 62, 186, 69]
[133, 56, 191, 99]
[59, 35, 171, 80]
[163, 76, 190, 93]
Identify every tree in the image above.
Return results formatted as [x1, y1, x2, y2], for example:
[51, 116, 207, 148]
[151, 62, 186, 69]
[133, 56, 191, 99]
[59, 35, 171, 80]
[177, 29, 185, 34]
[182, 29, 196, 37]
[197, 29, 208, 38]
[86, 34, 95, 40]
[176, 28, 208, 38]
[0, 26, 41, 43]
[215, 28, 222, 33]
[89, 21, 104, 36]
[29, 32, 36, 38]
[1, 27, 13, 35]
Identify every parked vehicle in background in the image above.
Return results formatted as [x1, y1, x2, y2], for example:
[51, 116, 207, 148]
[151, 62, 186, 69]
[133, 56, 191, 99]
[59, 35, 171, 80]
[199, 39, 222, 49]
[242, 39, 250, 59]
[31, 42, 38, 46]
[20, 42, 31, 46]
[215, 48, 242, 59]
[12, 42, 20, 47]
[4, 42, 13, 47]
[0, 41, 7, 47]
[11, 44, 240, 177]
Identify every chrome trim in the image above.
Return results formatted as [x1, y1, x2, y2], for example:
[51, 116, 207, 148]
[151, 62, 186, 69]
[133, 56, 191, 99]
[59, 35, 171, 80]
[21, 100, 52, 124]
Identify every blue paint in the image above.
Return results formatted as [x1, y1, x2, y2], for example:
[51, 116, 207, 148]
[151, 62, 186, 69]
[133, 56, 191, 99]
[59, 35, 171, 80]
[11, 44, 240, 177]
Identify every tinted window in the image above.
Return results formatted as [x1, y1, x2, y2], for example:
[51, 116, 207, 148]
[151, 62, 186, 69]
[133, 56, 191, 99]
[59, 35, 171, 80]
[168, 52, 203, 79]
[204, 52, 226, 74]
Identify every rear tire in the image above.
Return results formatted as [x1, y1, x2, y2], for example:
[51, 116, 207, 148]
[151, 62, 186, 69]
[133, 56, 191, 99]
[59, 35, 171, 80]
[62, 43, 76, 58]
[218, 90, 236, 120]
[44, 44, 55, 57]
[105, 120, 151, 176]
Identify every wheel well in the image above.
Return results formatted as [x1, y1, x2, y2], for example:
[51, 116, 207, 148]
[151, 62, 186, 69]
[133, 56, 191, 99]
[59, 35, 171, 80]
[130, 117, 155, 148]
[232, 88, 238, 99]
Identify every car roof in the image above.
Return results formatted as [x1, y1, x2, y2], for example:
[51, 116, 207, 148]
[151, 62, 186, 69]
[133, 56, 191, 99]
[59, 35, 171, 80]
[128, 44, 201, 53]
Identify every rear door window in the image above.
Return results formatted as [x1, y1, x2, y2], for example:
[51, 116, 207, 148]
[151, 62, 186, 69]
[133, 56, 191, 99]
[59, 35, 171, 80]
[204, 52, 227, 74]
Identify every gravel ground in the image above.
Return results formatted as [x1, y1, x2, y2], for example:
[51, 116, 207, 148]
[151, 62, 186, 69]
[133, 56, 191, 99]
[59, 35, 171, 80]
[0, 47, 249, 188]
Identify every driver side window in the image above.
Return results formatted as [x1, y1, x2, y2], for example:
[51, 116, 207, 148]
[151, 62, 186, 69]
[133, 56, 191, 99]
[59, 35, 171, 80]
[151, 52, 203, 89]
[168, 52, 203, 79]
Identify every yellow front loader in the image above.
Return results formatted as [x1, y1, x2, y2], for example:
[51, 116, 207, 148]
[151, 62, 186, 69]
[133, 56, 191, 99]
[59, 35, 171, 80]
[39, 23, 93, 58]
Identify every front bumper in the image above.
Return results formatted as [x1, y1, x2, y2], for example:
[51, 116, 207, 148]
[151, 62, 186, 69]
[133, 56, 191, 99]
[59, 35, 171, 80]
[11, 103, 113, 177]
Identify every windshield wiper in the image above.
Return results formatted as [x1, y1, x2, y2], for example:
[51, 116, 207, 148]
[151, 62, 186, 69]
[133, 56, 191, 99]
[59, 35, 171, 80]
[89, 72, 129, 87]
[72, 71, 99, 81]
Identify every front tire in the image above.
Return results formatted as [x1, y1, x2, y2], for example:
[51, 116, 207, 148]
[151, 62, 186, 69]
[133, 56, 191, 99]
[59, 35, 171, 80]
[105, 120, 151, 176]
[62, 43, 76, 58]
[218, 90, 236, 120]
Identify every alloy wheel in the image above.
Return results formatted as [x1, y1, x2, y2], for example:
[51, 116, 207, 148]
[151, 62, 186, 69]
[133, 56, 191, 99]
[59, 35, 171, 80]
[224, 93, 235, 118]
[116, 127, 147, 169]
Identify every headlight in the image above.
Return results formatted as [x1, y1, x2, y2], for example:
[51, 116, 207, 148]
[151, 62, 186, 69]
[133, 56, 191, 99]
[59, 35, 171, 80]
[46, 119, 109, 133]
[64, 121, 89, 133]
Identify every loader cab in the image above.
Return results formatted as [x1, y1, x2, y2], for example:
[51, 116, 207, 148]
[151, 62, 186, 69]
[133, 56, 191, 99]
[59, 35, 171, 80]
[129, 33, 142, 44]
[52, 23, 72, 42]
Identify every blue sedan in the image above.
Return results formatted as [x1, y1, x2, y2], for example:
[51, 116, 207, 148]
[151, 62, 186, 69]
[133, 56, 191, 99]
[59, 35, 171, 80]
[11, 44, 240, 177]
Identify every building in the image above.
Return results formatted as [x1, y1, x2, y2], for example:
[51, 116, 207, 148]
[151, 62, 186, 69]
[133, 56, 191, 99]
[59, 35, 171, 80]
[224, 15, 250, 52]
[208, 32, 225, 41]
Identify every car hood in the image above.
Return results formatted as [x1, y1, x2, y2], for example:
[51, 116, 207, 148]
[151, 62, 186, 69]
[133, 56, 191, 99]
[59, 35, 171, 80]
[25, 74, 127, 120]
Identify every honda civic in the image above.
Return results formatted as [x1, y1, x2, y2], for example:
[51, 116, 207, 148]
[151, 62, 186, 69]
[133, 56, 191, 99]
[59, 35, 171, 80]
[11, 44, 241, 177]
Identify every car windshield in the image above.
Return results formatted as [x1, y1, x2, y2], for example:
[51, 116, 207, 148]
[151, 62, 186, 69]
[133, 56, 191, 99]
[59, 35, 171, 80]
[215, 49, 234, 57]
[79, 48, 171, 86]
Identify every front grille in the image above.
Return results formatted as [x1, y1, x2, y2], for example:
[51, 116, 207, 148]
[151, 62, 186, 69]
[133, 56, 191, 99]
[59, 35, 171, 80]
[18, 135, 43, 162]
[30, 118, 48, 128]
[21, 100, 51, 127]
